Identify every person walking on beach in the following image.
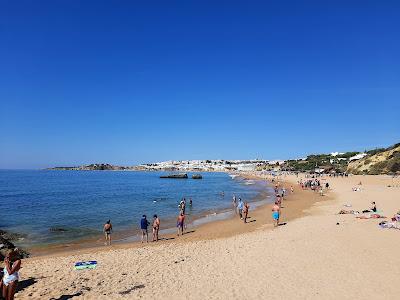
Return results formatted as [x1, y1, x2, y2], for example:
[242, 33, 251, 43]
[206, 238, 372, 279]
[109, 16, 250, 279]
[140, 215, 150, 243]
[243, 202, 250, 223]
[177, 212, 185, 236]
[232, 194, 237, 214]
[237, 198, 244, 220]
[272, 201, 280, 227]
[103, 220, 112, 245]
[152, 214, 160, 242]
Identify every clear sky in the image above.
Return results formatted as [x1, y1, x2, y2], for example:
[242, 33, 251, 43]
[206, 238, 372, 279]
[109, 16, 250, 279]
[1, 1, 399, 169]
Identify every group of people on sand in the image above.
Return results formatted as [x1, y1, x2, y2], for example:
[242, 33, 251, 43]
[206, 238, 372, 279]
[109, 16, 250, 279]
[102, 197, 193, 245]
[232, 195, 250, 223]
[0, 248, 21, 300]
[140, 214, 161, 243]
[338, 201, 400, 230]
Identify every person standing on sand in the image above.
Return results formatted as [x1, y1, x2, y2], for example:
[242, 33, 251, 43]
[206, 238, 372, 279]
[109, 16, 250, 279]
[237, 198, 244, 219]
[290, 186, 294, 193]
[243, 202, 250, 223]
[140, 215, 150, 243]
[272, 201, 280, 227]
[232, 194, 237, 214]
[152, 214, 160, 242]
[103, 220, 112, 245]
[177, 212, 185, 236]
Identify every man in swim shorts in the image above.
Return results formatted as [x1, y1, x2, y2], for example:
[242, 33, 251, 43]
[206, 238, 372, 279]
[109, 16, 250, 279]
[272, 201, 280, 227]
[103, 220, 112, 245]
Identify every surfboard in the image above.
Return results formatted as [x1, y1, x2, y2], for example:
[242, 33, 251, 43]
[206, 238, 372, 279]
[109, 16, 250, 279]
[74, 260, 97, 270]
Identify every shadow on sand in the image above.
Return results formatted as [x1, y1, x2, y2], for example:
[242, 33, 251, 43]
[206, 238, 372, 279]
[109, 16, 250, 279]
[16, 278, 37, 293]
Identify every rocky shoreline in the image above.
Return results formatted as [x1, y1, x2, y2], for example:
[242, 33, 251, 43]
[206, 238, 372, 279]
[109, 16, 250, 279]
[0, 229, 29, 260]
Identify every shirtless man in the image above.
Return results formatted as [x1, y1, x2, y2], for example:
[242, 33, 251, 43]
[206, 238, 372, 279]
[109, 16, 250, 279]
[152, 214, 160, 242]
[103, 220, 112, 245]
[243, 202, 250, 223]
[272, 201, 280, 227]
[177, 212, 185, 236]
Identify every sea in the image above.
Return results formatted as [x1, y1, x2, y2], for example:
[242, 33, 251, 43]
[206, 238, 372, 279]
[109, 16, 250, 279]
[0, 170, 273, 249]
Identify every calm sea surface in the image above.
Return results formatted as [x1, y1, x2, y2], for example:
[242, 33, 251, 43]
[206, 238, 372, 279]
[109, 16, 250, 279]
[0, 170, 271, 247]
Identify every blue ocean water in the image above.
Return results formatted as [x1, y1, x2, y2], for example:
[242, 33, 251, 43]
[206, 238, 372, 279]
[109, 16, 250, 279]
[0, 170, 270, 247]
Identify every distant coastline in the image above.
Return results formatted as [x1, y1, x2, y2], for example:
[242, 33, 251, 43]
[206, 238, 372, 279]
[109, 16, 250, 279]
[47, 141, 400, 175]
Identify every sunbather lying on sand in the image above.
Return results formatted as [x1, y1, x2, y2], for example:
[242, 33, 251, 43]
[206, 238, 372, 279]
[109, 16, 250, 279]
[338, 209, 359, 215]
[391, 210, 400, 222]
[379, 221, 399, 229]
[356, 213, 385, 219]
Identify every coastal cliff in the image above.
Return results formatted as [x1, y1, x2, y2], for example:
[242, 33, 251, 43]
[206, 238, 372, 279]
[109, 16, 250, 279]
[347, 143, 400, 175]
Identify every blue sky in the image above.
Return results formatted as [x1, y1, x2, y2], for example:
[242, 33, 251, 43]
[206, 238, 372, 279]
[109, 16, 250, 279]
[1, 1, 399, 169]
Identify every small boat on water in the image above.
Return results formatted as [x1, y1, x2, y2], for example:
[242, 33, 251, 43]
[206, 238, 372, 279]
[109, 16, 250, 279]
[192, 174, 203, 179]
[160, 173, 188, 179]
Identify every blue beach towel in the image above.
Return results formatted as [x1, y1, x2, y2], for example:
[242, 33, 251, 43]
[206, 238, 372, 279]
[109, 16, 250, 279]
[74, 260, 97, 270]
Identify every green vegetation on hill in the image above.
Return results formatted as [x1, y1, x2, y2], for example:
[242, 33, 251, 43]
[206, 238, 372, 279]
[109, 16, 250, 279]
[283, 152, 358, 173]
[347, 143, 400, 175]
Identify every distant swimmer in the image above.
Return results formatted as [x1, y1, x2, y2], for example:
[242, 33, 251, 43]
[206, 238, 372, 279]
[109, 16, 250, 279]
[189, 198, 193, 207]
[177, 212, 185, 236]
[103, 220, 112, 245]
[152, 214, 160, 242]
[272, 201, 280, 227]
[140, 215, 150, 243]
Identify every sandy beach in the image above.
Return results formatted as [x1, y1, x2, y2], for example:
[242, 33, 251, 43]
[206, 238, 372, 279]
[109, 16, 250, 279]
[9, 174, 400, 299]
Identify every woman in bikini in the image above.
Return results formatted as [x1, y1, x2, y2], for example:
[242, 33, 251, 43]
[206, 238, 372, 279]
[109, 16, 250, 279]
[1, 248, 21, 300]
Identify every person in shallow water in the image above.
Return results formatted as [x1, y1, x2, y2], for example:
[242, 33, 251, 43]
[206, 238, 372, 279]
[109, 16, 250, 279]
[103, 220, 112, 245]
[140, 215, 150, 243]
[152, 214, 160, 242]
[1, 248, 21, 300]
